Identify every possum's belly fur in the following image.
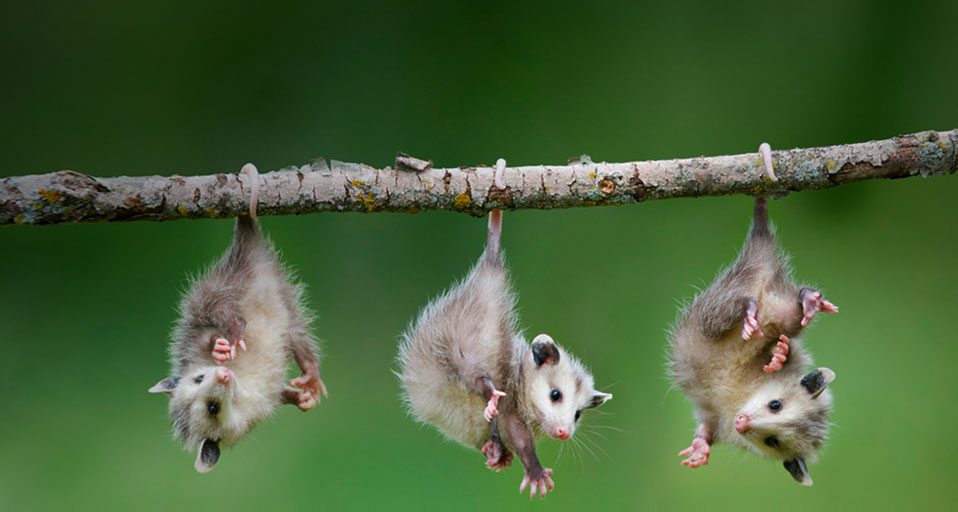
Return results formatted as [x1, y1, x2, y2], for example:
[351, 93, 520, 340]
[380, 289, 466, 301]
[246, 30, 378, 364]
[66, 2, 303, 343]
[225, 269, 293, 435]
[403, 368, 491, 450]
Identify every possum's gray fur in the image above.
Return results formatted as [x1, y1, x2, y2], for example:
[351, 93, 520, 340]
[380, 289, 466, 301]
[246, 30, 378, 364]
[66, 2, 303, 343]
[150, 165, 325, 473]
[397, 210, 612, 496]
[669, 197, 837, 485]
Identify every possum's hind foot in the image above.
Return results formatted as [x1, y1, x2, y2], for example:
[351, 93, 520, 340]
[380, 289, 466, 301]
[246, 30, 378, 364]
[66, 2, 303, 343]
[763, 335, 791, 373]
[481, 438, 513, 472]
[288, 367, 328, 411]
[800, 288, 838, 327]
[211, 337, 246, 364]
[519, 467, 555, 499]
[678, 437, 711, 468]
[742, 297, 765, 341]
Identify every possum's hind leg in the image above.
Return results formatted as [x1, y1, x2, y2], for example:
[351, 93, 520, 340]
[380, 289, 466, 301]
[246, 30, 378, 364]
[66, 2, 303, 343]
[800, 288, 839, 327]
[482, 419, 513, 471]
[284, 324, 327, 411]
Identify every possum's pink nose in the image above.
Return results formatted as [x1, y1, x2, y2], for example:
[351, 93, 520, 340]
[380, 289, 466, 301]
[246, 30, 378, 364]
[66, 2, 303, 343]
[215, 367, 232, 385]
[552, 428, 570, 440]
[735, 413, 752, 434]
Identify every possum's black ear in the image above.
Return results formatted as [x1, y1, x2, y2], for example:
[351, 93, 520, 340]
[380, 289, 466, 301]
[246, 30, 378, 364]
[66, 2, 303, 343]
[195, 439, 220, 473]
[783, 457, 813, 486]
[800, 368, 836, 399]
[148, 377, 180, 395]
[588, 392, 613, 408]
[532, 334, 560, 367]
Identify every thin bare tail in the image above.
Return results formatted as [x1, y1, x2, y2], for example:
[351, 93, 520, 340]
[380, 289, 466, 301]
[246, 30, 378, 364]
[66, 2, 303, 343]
[485, 209, 502, 261]
[241, 163, 260, 219]
[484, 158, 507, 262]
[234, 163, 261, 240]
[751, 196, 770, 238]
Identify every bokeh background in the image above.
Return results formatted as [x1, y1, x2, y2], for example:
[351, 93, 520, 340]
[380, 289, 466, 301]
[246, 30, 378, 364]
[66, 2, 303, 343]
[2, 1, 957, 510]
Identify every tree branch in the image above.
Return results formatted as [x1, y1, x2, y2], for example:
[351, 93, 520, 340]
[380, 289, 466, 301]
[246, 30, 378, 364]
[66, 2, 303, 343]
[2, 129, 956, 226]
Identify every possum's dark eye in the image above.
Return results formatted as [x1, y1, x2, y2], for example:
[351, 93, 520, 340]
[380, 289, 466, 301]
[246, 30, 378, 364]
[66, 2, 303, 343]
[768, 399, 782, 412]
[194, 375, 204, 384]
[207, 401, 220, 415]
[550, 389, 562, 402]
[764, 436, 780, 448]
[575, 410, 581, 421]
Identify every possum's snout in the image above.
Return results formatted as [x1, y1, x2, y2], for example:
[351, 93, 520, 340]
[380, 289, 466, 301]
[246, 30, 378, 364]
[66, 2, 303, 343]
[215, 367, 232, 386]
[735, 413, 752, 434]
[548, 427, 570, 440]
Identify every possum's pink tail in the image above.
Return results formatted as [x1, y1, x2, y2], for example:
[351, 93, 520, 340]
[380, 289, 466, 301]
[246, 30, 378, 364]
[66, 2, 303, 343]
[751, 196, 769, 238]
[486, 209, 502, 259]
[241, 163, 260, 219]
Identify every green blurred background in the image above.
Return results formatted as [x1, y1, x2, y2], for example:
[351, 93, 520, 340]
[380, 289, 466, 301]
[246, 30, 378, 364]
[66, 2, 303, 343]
[2, 1, 957, 510]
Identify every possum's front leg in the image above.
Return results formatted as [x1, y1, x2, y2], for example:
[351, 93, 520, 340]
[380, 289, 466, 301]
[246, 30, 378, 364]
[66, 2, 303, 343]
[478, 374, 507, 421]
[502, 413, 554, 499]
[678, 421, 714, 468]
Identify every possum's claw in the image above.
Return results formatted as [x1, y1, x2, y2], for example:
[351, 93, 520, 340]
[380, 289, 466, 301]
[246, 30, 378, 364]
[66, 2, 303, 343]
[742, 298, 765, 341]
[483, 390, 507, 422]
[211, 338, 235, 364]
[800, 288, 838, 327]
[481, 439, 513, 471]
[211, 337, 246, 364]
[763, 335, 791, 373]
[519, 467, 554, 499]
[678, 437, 711, 468]
[289, 367, 327, 411]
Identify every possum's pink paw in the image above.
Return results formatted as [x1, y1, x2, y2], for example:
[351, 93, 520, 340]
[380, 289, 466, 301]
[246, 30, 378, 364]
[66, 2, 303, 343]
[519, 467, 554, 499]
[481, 439, 513, 471]
[211, 338, 235, 364]
[763, 335, 791, 373]
[290, 368, 328, 409]
[483, 390, 507, 422]
[801, 288, 838, 327]
[211, 337, 246, 364]
[742, 299, 765, 341]
[678, 437, 711, 468]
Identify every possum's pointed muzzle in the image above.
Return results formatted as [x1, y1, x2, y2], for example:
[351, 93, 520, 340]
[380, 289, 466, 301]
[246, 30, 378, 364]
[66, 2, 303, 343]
[734, 413, 752, 434]
[215, 367, 232, 386]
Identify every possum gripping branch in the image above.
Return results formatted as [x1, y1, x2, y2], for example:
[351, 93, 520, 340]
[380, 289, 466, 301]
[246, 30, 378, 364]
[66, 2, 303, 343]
[2, 129, 956, 226]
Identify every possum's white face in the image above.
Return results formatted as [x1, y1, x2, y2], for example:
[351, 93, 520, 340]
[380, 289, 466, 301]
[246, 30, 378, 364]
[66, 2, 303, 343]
[525, 334, 612, 440]
[733, 368, 836, 485]
[150, 365, 252, 473]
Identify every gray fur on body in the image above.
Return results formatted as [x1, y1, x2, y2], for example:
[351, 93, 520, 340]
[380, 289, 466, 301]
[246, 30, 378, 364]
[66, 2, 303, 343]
[164, 214, 321, 458]
[397, 212, 610, 479]
[668, 197, 833, 463]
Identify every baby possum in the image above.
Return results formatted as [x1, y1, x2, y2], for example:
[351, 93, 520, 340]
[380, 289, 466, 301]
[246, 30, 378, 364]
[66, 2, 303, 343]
[669, 148, 838, 485]
[398, 161, 612, 499]
[150, 163, 328, 473]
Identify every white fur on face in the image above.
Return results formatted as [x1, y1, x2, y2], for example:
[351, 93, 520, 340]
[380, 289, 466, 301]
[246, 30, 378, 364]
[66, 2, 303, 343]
[736, 379, 832, 460]
[170, 365, 244, 450]
[527, 349, 609, 440]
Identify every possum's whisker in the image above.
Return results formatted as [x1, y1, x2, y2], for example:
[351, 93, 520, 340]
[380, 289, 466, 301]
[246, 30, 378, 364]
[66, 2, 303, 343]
[579, 430, 613, 462]
[574, 432, 600, 463]
[586, 424, 627, 434]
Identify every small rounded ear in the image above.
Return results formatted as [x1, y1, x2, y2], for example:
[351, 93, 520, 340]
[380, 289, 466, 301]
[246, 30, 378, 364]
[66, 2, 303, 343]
[531, 334, 560, 367]
[148, 377, 180, 395]
[800, 368, 836, 399]
[195, 439, 220, 473]
[783, 457, 813, 486]
[588, 392, 613, 408]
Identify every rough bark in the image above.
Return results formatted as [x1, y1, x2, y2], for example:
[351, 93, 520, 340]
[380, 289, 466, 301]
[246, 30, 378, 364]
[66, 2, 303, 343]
[1, 129, 955, 226]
